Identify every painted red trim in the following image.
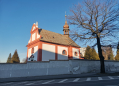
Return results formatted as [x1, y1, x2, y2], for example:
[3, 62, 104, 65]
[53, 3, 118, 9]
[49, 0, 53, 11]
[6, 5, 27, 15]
[27, 42, 39, 48]
[70, 47, 73, 59]
[30, 26, 39, 44]
[40, 41, 75, 59]
[41, 41, 70, 60]
[55, 45, 58, 60]
[40, 40, 80, 48]
[68, 46, 70, 59]
[38, 41, 42, 61]
[27, 39, 40, 47]
[27, 33, 81, 62]
[27, 23, 82, 61]
[39, 41, 67, 48]
[27, 24, 42, 61]
[31, 47, 34, 54]
[68, 46, 73, 59]
[27, 42, 39, 61]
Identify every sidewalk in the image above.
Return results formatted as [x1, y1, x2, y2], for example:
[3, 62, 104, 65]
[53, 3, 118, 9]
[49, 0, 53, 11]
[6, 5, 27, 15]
[0, 72, 119, 83]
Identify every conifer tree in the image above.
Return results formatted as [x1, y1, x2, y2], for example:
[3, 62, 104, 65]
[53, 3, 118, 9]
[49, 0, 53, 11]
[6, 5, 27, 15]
[91, 48, 100, 60]
[115, 42, 119, 61]
[7, 53, 12, 63]
[84, 46, 99, 60]
[84, 46, 92, 60]
[11, 50, 20, 63]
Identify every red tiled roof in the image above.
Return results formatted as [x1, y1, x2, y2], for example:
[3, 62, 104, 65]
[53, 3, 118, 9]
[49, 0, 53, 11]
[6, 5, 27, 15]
[38, 29, 80, 48]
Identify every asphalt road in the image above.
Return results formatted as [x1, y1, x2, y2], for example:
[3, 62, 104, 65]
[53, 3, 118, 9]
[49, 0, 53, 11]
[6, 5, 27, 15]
[0, 76, 119, 86]
[44, 79, 119, 86]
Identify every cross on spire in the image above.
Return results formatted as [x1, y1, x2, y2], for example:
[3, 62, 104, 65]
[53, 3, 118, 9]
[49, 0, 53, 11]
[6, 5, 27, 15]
[65, 11, 67, 21]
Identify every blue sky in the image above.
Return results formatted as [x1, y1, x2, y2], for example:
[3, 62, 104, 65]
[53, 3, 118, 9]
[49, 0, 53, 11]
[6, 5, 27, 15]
[0, 0, 118, 63]
[0, 0, 84, 62]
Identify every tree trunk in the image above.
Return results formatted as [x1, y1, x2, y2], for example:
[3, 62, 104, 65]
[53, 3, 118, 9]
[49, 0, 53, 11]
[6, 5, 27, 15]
[96, 35, 105, 73]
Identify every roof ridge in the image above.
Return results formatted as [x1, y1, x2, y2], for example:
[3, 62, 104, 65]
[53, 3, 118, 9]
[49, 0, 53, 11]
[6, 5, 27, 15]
[41, 28, 64, 36]
[40, 29, 70, 40]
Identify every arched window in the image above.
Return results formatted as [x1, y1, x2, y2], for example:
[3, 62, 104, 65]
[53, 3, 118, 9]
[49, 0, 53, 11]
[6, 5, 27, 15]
[31, 47, 34, 54]
[62, 50, 67, 55]
[74, 52, 78, 56]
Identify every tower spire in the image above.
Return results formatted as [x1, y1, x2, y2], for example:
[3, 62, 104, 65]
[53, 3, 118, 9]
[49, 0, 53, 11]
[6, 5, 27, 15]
[63, 11, 70, 37]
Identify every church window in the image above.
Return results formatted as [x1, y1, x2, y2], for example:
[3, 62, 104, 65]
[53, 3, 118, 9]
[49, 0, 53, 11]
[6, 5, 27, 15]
[31, 47, 34, 54]
[62, 50, 67, 55]
[75, 52, 78, 56]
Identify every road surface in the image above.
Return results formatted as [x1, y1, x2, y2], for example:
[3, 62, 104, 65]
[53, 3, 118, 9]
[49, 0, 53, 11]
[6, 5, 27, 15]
[0, 75, 119, 86]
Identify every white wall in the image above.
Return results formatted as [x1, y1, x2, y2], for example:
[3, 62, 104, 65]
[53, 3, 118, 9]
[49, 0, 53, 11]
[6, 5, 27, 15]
[80, 47, 86, 57]
[72, 48, 79, 59]
[0, 60, 119, 78]
[28, 46, 38, 61]
[33, 46, 38, 61]
[28, 48, 32, 58]
[42, 44, 55, 61]
[58, 46, 68, 60]
[37, 33, 40, 38]
[32, 33, 36, 41]
[32, 26, 36, 31]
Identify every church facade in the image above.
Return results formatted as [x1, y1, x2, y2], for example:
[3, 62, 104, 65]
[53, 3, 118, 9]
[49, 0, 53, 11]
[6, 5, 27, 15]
[26, 19, 83, 61]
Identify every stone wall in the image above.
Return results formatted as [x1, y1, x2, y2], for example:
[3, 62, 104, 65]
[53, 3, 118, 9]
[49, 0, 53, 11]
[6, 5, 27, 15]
[0, 60, 119, 78]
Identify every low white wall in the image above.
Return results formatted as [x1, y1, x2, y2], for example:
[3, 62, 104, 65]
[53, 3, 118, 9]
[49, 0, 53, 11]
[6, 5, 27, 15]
[0, 60, 119, 78]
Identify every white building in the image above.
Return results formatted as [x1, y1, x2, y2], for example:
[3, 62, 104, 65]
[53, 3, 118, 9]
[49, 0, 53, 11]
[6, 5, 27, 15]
[26, 18, 84, 61]
[80, 47, 86, 57]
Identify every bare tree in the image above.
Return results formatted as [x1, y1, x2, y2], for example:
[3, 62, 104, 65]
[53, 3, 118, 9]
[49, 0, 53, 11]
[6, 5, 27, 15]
[102, 46, 113, 60]
[22, 58, 27, 63]
[68, 0, 119, 73]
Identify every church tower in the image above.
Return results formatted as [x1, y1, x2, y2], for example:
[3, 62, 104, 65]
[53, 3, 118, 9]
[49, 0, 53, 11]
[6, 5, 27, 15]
[63, 13, 70, 37]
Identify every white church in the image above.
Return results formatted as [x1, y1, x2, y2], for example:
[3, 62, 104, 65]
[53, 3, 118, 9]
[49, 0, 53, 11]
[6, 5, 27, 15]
[26, 17, 83, 61]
